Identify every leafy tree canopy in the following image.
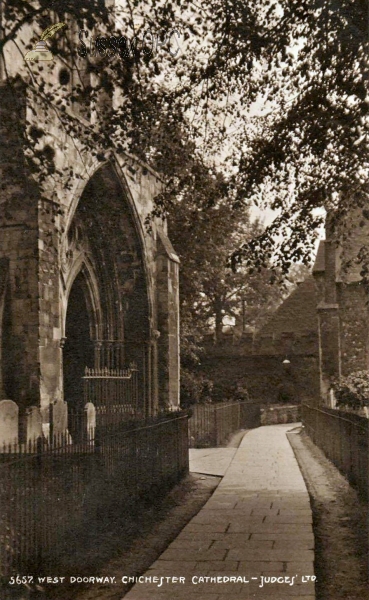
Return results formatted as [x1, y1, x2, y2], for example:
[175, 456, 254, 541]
[1, 0, 367, 271]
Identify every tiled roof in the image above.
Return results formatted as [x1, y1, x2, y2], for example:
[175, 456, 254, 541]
[256, 276, 318, 336]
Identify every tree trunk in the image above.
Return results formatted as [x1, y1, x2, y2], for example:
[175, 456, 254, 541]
[214, 304, 223, 344]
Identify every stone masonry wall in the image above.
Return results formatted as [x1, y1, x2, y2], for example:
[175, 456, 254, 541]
[156, 232, 180, 408]
[338, 282, 369, 376]
[0, 83, 41, 409]
[315, 217, 369, 401]
[38, 198, 62, 408]
[0, 81, 181, 429]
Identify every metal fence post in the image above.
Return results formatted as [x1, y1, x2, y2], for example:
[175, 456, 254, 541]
[214, 407, 218, 446]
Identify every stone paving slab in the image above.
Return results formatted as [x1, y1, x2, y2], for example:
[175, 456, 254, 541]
[123, 425, 315, 599]
[189, 449, 237, 476]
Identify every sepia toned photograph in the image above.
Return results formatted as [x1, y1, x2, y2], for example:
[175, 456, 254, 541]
[0, 1, 368, 598]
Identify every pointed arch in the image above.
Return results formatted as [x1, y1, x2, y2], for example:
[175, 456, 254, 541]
[64, 158, 154, 327]
[63, 256, 102, 342]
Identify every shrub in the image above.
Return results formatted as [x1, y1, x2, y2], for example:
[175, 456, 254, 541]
[276, 382, 296, 404]
[333, 371, 369, 410]
[180, 369, 214, 407]
[210, 381, 250, 403]
[234, 383, 250, 402]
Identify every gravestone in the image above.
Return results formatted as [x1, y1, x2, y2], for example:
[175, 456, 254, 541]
[0, 400, 19, 446]
[50, 400, 68, 438]
[25, 406, 43, 443]
[84, 402, 96, 440]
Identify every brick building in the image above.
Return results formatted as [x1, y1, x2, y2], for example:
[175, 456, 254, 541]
[0, 15, 180, 441]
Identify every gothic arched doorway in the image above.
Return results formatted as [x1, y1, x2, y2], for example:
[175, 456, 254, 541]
[64, 272, 94, 438]
[62, 163, 154, 426]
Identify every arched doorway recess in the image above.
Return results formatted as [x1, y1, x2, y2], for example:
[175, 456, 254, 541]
[62, 164, 152, 427]
[64, 272, 94, 437]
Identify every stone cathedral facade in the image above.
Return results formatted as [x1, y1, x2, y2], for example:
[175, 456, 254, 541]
[0, 21, 180, 441]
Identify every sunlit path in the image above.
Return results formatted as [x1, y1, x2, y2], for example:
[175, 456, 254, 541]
[123, 424, 315, 599]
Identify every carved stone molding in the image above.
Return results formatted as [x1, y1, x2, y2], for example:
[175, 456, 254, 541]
[61, 219, 87, 275]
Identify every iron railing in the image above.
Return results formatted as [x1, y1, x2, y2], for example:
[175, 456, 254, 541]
[188, 401, 260, 448]
[302, 404, 368, 498]
[0, 411, 189, 577]
[83, 364, 139, 411]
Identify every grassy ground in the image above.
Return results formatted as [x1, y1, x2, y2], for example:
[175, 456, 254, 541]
[2, 473, 219, 600]
[288, 428, 368, 600]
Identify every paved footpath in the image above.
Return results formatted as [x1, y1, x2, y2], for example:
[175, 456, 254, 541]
[123, 424, 315, 600]
[189, 448, 237, 476]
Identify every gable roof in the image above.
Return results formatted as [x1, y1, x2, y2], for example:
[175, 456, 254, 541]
[256, 276, 318, 337]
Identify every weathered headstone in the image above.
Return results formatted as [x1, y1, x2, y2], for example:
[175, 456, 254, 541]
[0, 399, 19, 447]
[50, 400, 68, 438]
[25, 406, 43, 443]
[84, 402, 96, 440]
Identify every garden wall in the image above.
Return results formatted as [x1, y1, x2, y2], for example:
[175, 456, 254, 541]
[198, 354, 319, 406]
[260, 404, 301, 425]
